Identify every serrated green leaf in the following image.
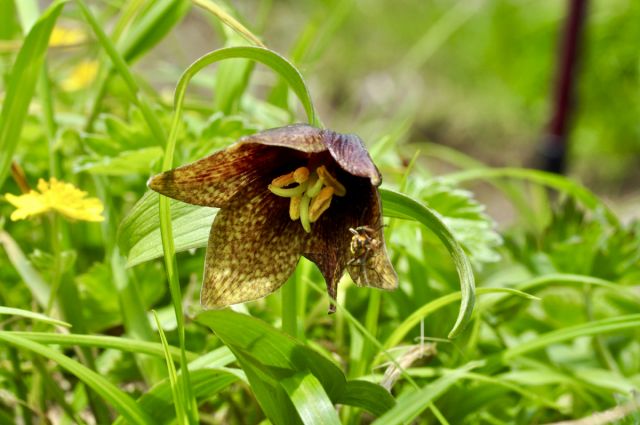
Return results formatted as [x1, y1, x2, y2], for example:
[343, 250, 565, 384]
[412, 179, 503, 268]
[118, 191, 216, 267]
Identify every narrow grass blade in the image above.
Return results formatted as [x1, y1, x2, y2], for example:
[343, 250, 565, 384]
[502, 314, 640, 361]
[192, 0, 265, 47]
[280, 372, 341, 425]
[153, 311, 187, 425]
[119, 0, 190, 63]
[380, 188, 475, 338]
[382, 287, 538, 352]
[0, 0, 66, 188]
[113, 369, 241, 425]
[0, 307, 70, 327]
[0, 230, 50, 307]
[75, 0, 166, 144]
[6, 331, 199, 362]
[0, 332, 154, 424]
[442, 167, 618, 225]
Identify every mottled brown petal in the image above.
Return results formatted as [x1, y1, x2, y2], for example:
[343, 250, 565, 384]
[346, 189, 397, 290]
[239, 124, 327, 153]
[323, 131, 382, 186]
[302, 175, 391, 312]
[200, 187, 305, 308]
[148, 143, 292, 208]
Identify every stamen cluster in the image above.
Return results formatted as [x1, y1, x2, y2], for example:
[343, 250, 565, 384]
[268, 165, 346, 233]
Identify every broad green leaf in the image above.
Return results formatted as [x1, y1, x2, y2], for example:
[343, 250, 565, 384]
[0, 332, 154, 424]
[334, 380, 395, 417]
[0, 306, 70, 327]
[380, 188, 475, 338]
[0, 0, 66, 188]
[198, 309, 341, 425]
[198, 309, 393, 421]
[280, 372, 341, 425]
[118, 191, 216, 267]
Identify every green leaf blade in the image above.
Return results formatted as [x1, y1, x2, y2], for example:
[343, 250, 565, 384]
[0, 0, 66, 188]
[380, 188, 476, 338]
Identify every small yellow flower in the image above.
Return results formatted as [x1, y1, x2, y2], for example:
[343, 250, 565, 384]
[49, 26, 86, 47]
[4, 178, 104, 222]
[61, 60, 98, 92]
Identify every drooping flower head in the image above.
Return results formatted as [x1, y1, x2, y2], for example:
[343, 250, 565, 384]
[148, 124, 397, 312]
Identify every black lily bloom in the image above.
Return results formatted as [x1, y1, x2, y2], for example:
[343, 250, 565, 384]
[148, 124, 397, 312]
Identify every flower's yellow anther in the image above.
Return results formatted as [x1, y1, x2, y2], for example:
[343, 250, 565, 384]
[309, 187, 334, 223]
[271, 172, 296, 188]
[317, 166, 346, 197]
[289, 196, 301, 221]
[293, 166, 310, 183]
[268, 181, 308, 198]
[299, 194, 311, 233]
[305, 172, 323, 198]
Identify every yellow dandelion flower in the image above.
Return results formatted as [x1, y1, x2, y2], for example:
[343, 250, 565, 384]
[49, 26, 86, 47]
[4, 178, 104, 222]
[61, 60, 98, 92]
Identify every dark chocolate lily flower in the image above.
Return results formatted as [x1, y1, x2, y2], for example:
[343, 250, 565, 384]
[148, 124, 397, 312]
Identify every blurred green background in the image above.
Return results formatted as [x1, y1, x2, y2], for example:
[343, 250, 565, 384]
[139, 0, 640, 205]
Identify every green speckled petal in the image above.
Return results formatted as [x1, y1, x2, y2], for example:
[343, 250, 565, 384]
[200, 187, 305, 308]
